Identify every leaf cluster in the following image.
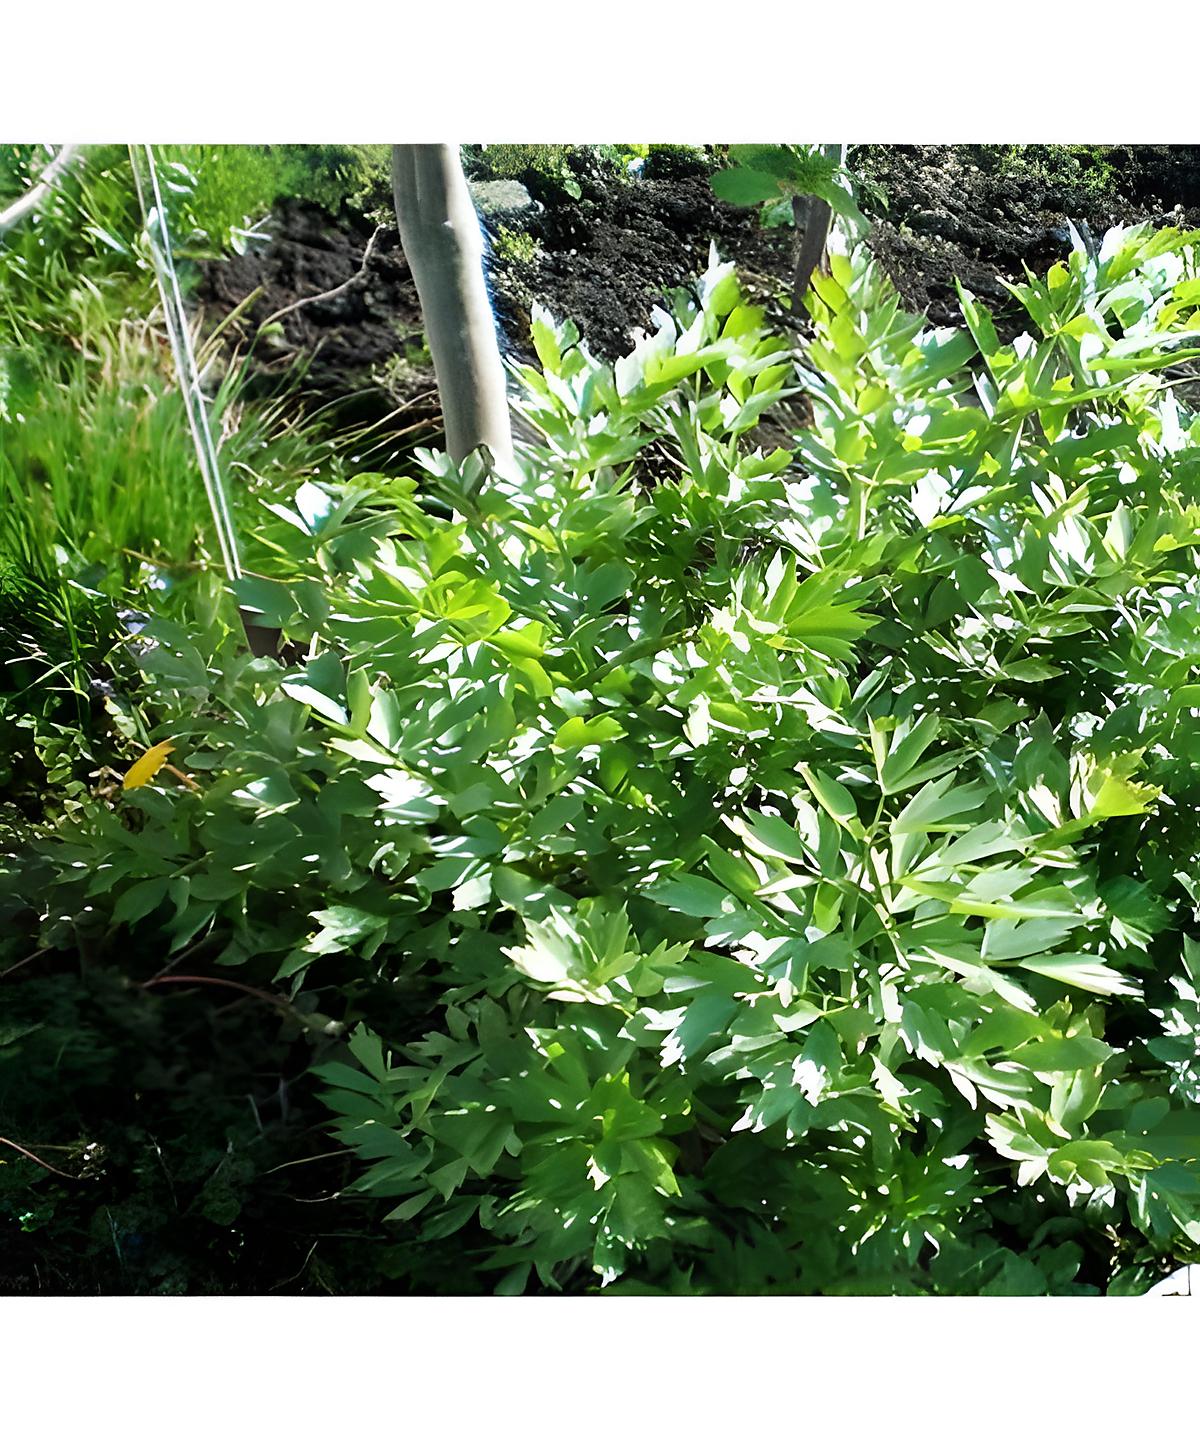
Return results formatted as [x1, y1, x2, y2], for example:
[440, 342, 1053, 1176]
[8, 228, 1200, 1294]
[712, 144, 866, 233]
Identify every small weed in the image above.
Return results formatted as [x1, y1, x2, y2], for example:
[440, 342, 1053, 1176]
[492, 225, 540, 266]
[996, 143, 1117, 198]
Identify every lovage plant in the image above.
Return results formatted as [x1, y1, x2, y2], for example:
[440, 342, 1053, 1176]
[9, 226, 1200, 1295]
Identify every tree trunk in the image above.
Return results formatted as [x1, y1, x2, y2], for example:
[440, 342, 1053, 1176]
[391, 145, 513, 466]
[791, 193, 830, 315]
[790, 144, 848, 316]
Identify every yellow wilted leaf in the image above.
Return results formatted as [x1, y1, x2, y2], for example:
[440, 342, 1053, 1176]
[122, 741, 176, 790]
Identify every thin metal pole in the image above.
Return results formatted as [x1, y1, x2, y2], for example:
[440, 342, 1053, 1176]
[128, 144, 242, 581]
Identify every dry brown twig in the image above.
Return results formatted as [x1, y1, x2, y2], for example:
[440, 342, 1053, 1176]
[0, 1134, 84, 1181]
[256, 224, 387, 334]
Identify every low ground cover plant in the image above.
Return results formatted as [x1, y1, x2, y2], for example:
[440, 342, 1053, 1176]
[5, 205, 1200, 1292]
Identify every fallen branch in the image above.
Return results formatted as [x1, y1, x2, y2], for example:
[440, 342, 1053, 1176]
[0, 1134, 83, 1180]
[256, 224, 386, 333]
[0, 145, 83, 237]
[140, 972, 292, 1012]
[0, 946, 51, 982]
[139, 973, 343, 1037]
[164, 763, 203, 793]
[260, 1150, 349, 1177]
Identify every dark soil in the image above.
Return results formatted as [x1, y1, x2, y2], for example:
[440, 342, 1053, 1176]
[484, 149, 793, 362]
[851, 144, 1200, 333]
[195, 145, 1200, 453]
[195, 200, 443, 454]
[194, 151, 794, 452]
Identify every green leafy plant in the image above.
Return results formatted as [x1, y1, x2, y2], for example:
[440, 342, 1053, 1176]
[0, 140, 423, 1296]
[492, 225, 540, 266]
[9, 223, 1200, 1297]
[712, 144, 860, 228]
[711, 144, 866, 311]
[463, 144, 586, 200]
[996, 144, 1118, 200]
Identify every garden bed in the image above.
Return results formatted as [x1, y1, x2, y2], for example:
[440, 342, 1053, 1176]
[196, 144, 1200, 451]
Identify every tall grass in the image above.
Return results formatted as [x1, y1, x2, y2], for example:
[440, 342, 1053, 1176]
[2, 338, 205, 578]
[0, 335, 352, 601]
[1, 143, 385, 850]
[0, 145, 366, 607]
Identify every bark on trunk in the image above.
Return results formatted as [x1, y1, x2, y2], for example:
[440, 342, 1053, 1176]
[791, 193, 832, 315]
[789, 144, 848, 316]
[391, 144, 513, 466]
